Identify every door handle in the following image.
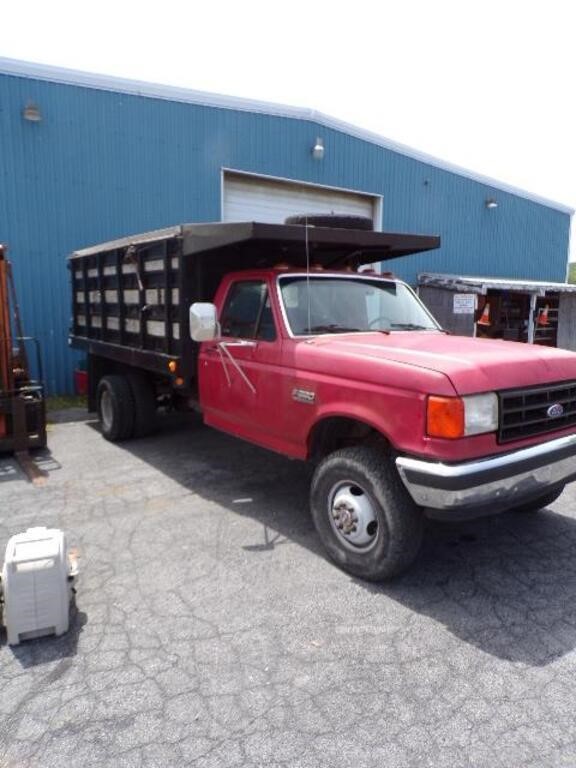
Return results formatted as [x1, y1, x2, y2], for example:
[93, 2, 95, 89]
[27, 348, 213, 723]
[223, 340, 257, 348]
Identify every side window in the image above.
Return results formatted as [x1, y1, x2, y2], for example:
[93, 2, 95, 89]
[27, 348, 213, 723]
[256, 294, 276, 341]
[220, 281, 276, 341]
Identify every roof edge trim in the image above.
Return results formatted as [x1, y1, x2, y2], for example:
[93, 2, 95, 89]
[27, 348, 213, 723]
[418, 271, 576, 292]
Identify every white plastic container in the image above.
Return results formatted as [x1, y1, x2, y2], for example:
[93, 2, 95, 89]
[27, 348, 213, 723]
[1, 527, 75, 645]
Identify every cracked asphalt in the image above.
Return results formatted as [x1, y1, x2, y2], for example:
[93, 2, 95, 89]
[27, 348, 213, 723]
[2, 410, 576, 767]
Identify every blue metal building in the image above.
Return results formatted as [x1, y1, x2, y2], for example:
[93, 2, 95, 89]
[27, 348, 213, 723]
[0, 58, 573, 393]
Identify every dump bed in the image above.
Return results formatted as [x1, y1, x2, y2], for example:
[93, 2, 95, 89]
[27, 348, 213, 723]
[69, 221, 440, 382]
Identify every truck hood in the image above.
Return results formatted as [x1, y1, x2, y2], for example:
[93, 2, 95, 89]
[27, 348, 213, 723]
[300, 331, 576, 395]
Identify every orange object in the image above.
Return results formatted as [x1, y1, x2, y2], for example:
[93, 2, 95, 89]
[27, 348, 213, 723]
[537, 304, 550, 326]
[426, 396, 465, 439]
[477, 302, 491, 326]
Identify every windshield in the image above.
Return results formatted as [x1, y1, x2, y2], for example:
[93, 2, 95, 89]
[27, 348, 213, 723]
[278, 275, 440, 335]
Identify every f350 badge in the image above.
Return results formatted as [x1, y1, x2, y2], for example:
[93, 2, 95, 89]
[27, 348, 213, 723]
[292, 388, 316, 404]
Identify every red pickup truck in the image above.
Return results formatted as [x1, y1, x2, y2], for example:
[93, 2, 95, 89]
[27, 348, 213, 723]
[70, 218, 576, 580]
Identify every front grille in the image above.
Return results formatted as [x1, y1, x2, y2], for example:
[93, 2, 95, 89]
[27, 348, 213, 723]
[498, 381, 576, 443]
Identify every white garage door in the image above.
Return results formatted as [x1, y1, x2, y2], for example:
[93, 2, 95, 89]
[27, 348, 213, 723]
[223, 172, 379, 228]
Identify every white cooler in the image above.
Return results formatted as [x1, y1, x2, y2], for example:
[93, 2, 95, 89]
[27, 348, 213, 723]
[1, 527, 76, 645]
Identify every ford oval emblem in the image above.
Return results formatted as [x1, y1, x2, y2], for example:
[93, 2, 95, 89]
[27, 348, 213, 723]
[547, 403, 564, 418]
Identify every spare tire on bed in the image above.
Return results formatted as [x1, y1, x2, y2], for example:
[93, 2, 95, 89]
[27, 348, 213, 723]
[284, 214, 374, 231]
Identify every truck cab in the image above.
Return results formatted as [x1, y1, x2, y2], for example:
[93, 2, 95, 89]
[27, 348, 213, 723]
[198, 267, 441, 459]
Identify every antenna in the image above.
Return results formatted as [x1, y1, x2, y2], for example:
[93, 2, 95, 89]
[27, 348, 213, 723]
[305, 216, 311, 333]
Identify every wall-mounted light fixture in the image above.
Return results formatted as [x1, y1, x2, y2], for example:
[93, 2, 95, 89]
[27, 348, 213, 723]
[312, 137, 324, 160]
[23, 102, 42, 122]
[485, 198, 498, 210]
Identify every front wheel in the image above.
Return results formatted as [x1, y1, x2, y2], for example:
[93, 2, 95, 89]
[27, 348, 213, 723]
[310, 445, 424, 581]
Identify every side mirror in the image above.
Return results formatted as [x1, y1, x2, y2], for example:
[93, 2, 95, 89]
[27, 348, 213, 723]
[189, 303, 219, 342]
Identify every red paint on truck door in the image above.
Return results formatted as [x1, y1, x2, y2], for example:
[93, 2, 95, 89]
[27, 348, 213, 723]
[199, 278, 299, 456]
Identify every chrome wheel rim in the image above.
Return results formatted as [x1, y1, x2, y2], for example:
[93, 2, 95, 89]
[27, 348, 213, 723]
[328, 480, 379, 551]
[100, 389, 114, 431]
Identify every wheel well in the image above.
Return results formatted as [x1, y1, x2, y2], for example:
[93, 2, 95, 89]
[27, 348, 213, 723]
[308, 417, 387, 460]
[87, 356, 162, 412]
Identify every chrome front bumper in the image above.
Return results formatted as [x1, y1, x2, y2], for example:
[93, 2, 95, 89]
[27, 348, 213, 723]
[396, 433, 576, 519]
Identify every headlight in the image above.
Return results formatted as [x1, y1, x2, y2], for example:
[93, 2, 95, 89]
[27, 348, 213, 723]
[427, 393, 498, 438]
[462, 393, 498, 435]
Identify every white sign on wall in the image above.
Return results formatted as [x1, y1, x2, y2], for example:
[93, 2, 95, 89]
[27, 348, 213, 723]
[453, 294, 476, 314]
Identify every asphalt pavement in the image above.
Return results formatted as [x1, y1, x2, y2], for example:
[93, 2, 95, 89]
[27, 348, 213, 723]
[1, 410, 576, 767]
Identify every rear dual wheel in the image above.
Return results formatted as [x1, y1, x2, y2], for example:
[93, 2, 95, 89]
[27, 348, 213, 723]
[310, 445, 424, 581]
[97, 373, 157, 442]
[97, 375, 134, 441]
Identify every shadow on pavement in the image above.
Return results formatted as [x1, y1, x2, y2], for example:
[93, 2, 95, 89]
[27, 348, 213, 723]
[376, 512, 576, 667]
[0, 448, 62, 484]
[1, 600, 87, 669]
[0, 407, 96, 482]
[116, 412, 576, 667]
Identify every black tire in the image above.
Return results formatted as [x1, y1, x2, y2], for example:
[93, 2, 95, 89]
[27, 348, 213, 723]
[127, 373, 157, 438]
[511, 486, 565, 513]
[310, 445, 424, 581]
[285, 214, 374, 231]
[97, 375, 135, 442]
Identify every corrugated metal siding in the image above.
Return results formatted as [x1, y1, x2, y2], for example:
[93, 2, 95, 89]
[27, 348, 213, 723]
[0, 71, 571, 393]
[418, 286, 476, 337]
[558, 294, 576, 352]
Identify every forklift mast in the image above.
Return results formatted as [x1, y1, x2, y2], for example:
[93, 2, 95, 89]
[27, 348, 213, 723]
[0, 247, 12, 391]
[0, 244, 47, 467]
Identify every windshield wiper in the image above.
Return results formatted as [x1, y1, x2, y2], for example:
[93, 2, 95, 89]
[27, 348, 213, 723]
[306, 324, 361, 334]
[390, 323, 435, 331]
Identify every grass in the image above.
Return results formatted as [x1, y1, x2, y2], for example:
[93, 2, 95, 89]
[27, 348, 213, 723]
[46, 394, 87, 412]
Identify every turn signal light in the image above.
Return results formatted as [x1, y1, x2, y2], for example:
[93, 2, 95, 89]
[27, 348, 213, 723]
[427, 396, 465, 439]
[168, 360, 177, 373]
